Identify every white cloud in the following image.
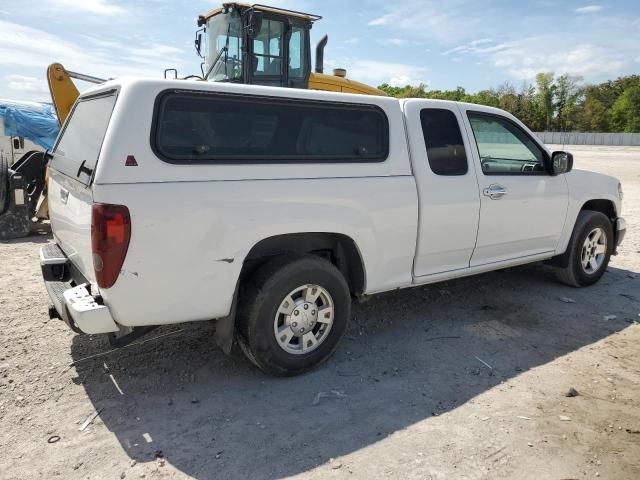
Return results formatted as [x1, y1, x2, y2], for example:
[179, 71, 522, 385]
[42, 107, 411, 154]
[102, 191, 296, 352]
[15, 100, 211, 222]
[368, 14, 393, 26]
[442, 40, 508, 56]
[469, 38, 493, 46]
[442, 45, 469, 56]
[340, 59, 428, 87]
[379, 38, 408, 46]
[0, 20, 190, 101]
[575, 5, 603, 13]
[490, 40, 624, 80]
[5, 75, 49, 95]
[344, 37, 360, 45]
[388, 75, 425, 87]
[367, 0, 484, 44]
[366, 0, 638, 84]
[46, 0, 127, 16]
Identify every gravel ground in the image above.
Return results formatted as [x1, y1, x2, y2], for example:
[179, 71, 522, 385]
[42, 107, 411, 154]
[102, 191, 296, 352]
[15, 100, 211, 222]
[1, 145, 639, 480]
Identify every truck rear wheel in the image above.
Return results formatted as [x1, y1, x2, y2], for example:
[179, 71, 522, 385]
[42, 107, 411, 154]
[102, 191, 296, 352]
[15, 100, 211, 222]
[237, 255, 351, 376]
[555, 210, 613, 287]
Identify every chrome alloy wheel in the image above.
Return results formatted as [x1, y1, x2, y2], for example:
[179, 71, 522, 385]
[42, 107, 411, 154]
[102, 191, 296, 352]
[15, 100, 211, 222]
[273, 284, 334, 355]
[581, 227, 607, 274]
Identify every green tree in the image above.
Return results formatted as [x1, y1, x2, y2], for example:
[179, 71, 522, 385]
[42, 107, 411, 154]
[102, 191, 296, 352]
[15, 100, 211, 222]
[516, 82, 544, 131]
[610, 85, 640, 132]
[577, 93, 609, 131]
[378, 73, 640, 133]
[535, 72, 555, 130]
[554, 74, 583, 131]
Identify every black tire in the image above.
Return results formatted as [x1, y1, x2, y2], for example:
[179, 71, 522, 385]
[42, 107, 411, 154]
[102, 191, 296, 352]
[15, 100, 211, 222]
[0, 156, 8, 215]
[236, 254, 351, 376]
[555, 210, 613, 287]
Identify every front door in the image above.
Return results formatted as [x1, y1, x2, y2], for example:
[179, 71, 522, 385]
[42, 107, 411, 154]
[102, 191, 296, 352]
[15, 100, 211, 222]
[460, 108, 569, 266]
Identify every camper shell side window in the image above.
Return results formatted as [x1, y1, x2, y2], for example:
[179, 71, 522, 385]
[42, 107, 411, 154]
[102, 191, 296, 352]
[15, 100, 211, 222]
[151, 90, 389, 164]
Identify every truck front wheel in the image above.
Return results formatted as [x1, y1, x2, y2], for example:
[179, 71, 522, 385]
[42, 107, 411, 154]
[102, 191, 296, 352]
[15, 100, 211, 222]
[237, 255, 351, 376]
[555, 210, 613, 287]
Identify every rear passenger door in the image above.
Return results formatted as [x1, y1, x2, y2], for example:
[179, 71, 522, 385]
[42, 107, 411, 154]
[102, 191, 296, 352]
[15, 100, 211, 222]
[403, 100, 481, 277]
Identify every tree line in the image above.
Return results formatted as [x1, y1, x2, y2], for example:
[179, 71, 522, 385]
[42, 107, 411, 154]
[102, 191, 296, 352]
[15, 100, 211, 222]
[378, 73, 640, 133]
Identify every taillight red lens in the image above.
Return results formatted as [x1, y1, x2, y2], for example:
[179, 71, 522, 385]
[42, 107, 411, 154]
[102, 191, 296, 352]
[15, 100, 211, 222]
[91, 203, 131, 289]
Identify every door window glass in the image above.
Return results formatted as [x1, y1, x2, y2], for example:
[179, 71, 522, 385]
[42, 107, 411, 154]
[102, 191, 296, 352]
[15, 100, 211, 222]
[253, 19, 284, 76]
[420, 108, 468, 175]
[468, 113, 545, 175]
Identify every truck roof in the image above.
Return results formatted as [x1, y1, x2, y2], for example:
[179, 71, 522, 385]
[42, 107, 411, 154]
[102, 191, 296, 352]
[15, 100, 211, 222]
[79, 77, 400, 106]
[77, 77, 517, 124]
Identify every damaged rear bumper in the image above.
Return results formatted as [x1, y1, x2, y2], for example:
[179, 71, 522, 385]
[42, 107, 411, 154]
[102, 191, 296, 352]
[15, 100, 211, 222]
[40, 243, 119, 334]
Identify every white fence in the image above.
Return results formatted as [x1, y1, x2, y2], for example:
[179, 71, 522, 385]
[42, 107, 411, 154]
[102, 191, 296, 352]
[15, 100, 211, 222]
[534, 132, 640, 146]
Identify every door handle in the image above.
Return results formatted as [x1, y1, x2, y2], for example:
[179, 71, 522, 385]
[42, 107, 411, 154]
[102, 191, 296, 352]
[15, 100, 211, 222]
[60, 188, 69, 204]
[483, 184, 507, 200]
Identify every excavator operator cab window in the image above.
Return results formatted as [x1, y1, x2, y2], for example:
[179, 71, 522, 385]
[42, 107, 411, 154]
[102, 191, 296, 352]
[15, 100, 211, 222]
[204, 10, 244, 82]
[252, 19, 285, 80]
[203, 8, 312, 89]
[288, 26, 305, 80]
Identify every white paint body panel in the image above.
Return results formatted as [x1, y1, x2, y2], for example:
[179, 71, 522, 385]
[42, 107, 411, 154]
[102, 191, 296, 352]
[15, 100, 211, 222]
[95, 178, 418, 326]
[45, 78, 623, 330]
[557, 169, 622, 252]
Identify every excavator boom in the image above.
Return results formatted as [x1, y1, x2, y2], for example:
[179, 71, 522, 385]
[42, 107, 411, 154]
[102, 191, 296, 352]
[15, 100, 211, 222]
[47, 63, 105, 125]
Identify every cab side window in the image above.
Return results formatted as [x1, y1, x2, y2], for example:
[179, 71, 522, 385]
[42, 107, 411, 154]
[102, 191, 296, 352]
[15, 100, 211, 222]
[420, 108, 468, 176]
[467, 112, 546, 175]
[288, 27, 305, 79]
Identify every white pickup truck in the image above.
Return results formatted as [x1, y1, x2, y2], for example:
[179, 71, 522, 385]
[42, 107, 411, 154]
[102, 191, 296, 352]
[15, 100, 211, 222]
[41, 78, 626, 375]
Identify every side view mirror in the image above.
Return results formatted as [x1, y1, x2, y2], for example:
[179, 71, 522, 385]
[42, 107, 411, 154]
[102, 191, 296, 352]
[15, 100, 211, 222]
[550, 151, 573, 175]
[194, 28, 204, 58]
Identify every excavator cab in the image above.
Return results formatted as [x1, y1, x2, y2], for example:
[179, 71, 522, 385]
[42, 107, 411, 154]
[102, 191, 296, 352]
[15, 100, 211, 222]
[197, 3, 317, 89]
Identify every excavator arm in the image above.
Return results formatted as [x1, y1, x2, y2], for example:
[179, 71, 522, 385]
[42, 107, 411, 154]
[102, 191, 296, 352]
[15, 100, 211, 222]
[47, 63, 106, 125]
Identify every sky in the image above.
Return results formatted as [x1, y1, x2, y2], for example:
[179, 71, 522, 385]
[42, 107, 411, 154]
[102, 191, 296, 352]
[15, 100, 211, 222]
[0, 0, 639, 102]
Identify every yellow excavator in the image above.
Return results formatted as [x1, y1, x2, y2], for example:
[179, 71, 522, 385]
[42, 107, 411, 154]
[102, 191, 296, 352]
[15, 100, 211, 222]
[48, 2, 385, 125]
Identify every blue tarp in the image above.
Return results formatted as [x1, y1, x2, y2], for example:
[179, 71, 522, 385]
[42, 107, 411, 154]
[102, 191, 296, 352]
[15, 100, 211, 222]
[0, 99, 59, 150]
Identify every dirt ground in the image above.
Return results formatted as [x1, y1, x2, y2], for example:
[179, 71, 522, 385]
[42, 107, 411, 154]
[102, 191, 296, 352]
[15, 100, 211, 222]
[1, 145, 639, 480]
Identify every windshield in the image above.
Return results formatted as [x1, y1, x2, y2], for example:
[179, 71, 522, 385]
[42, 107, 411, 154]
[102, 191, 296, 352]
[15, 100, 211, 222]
[205, 11, 243, 81]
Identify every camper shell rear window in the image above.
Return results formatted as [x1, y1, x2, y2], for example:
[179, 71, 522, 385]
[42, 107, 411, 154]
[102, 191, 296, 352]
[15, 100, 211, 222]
[151, 91, 389, 164]
[51, 91, 117, 185]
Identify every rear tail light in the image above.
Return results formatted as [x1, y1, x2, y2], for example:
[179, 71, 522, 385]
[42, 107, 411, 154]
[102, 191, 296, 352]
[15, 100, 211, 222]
[91, 203, 131, 289]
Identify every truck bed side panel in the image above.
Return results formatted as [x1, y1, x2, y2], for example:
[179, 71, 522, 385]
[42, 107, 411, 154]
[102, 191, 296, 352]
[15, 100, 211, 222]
[94, 177, 418, 326]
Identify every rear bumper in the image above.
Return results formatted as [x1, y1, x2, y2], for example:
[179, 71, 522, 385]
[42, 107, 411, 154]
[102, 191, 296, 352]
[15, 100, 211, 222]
[40, 243, 119, 334]
[615, 217, 626, 253]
